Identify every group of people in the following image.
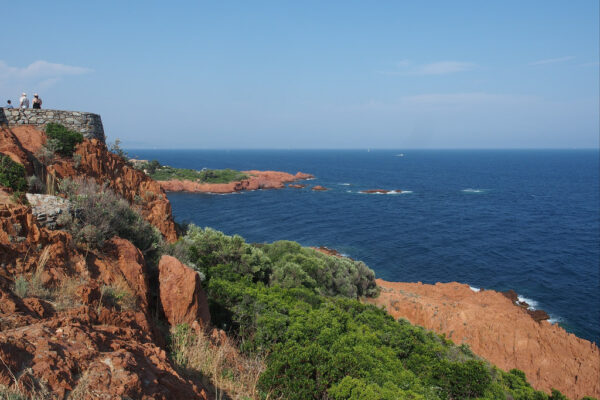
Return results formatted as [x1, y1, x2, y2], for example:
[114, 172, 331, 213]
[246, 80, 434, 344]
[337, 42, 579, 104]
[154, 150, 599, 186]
[4, 93, 43, 109]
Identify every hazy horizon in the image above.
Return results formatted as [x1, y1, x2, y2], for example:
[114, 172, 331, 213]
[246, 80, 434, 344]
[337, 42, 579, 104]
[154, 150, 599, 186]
[3, 1, 599, 149]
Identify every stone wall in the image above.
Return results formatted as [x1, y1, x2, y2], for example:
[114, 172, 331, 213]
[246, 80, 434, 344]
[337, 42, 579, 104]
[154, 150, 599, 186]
[0, 108, 105, 142]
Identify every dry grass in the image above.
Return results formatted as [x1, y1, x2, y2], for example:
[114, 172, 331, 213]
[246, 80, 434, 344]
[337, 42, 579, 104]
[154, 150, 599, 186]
[53, 275, 86, 312]
[13, 246, 86, 312]
[0, 355, 52, 400]
[99, 275, 137, 312]
[13, 247, 53, 300]
[170, 324, 265, 400]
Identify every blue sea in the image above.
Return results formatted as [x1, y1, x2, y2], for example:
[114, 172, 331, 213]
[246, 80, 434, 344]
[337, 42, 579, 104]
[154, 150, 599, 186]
[130, 149, 599, 343]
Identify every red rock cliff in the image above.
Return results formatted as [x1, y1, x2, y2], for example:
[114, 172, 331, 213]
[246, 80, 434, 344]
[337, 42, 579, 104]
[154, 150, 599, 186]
[0, 202, 208, 399]
[0, 124, 210, 398]
[2, 125, 177, 242]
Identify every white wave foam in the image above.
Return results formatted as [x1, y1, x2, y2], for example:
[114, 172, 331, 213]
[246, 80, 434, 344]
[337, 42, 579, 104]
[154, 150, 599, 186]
[548, 316, 562, 324]
[346, 190, 352, 193]
[339, 183, 351, 186]
[210, 192, 242, 196]
[517, 295, 538, 310]
[469, 286, 481, 292]
[359, 190, 413, 195]
[462, 188, 486, 194]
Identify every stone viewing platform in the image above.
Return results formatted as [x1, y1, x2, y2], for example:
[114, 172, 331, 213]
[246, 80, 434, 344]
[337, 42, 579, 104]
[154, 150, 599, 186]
[0, 108, 105, 142]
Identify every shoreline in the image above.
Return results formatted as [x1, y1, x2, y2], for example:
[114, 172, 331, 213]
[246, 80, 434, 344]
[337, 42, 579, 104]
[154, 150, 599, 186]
[157, 170, 314, 194]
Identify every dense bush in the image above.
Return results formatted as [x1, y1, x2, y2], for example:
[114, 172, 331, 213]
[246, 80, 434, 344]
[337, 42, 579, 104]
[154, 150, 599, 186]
[58, 178, 163, 254]
[262, 240, 378, 297]
[167, 225, 558, 399]
[170, 226, 377, 298]
[208, 278, 555, 400]
[45, 123, 83, 157]
[0, 154, 26, 191]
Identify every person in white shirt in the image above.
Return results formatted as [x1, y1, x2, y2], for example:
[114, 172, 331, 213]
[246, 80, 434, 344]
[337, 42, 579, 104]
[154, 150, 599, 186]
[19, 93, 29, 109]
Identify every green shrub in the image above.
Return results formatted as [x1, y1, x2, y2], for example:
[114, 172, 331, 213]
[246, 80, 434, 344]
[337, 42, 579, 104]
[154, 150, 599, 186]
[0, 154, 26, 191]
[45, 123, 83, 157]
[431, 359, 491, 398]
[168, 225, 549, 399]
[169, 226, 378, 299]
[550, 389, 569, 400]
[141, 160, 248, 183]
[263, 240, 378, 298]
[208, 278, 508, 399]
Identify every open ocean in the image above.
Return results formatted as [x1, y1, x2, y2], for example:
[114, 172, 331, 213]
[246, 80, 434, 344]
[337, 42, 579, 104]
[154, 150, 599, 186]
[130, 149, 599, 343]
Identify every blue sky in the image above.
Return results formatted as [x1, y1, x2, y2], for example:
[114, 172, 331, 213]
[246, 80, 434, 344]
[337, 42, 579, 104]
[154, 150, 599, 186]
[2, 1, 598, 148]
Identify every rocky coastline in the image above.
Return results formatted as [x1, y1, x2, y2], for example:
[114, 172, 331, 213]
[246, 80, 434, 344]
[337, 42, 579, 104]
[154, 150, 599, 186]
[157, 170, 314, 194]
[0, 122, 597, 399]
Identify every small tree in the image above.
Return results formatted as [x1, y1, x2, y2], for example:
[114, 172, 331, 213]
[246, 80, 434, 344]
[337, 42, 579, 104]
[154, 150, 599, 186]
[45, 123, 83, 157]
[0, 154, 26, 191]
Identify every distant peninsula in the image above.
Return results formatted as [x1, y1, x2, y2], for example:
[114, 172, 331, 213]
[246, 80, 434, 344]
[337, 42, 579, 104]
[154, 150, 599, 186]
[132, 159, 313, 194]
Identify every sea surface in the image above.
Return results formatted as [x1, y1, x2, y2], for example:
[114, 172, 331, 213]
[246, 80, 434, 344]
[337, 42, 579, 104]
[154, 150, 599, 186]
[130, 149, 599, 343]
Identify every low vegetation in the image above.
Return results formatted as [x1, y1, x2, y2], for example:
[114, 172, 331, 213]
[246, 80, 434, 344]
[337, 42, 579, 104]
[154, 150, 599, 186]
[0, 154, 27, 191]
[134, 160, 248, 184]
[170, 323, 265, 400]
[57, 178, 163, 255]
[99, 281, 137, 312]
[169, 226, 378, 298]
[166, 225, 563, 400]
[45, 123, 83, 157]
[13, 247, 84, 311]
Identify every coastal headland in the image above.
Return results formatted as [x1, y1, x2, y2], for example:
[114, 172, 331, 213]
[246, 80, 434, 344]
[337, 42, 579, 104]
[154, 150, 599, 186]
[366, 279, 600, 399]
[0, 118, 597, 399]
[158, 170, 314, 193]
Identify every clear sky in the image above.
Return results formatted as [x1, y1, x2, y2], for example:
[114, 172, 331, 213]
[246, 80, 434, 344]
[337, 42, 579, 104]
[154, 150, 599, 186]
[2, 1, 598, 149]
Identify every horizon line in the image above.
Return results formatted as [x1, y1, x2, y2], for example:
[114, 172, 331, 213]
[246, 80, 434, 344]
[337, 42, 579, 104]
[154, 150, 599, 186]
[123, 147, 600, 151]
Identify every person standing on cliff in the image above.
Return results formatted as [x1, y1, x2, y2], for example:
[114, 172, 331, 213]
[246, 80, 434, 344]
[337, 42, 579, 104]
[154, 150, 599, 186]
[32, 93, 42, 109]
[19, 93, 29, 109]
[4, 100, 13, 109]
